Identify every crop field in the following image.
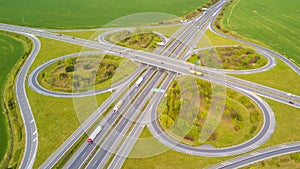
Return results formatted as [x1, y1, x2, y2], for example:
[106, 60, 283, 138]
[220, 0, 300, 64]
[0, 32, 25, 164]
[0, 0, 208, 29]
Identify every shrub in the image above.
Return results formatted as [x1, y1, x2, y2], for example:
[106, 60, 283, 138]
[65, 65, 75, 72]
[59, 73, 68, 79]
[290, 153, 300, 162]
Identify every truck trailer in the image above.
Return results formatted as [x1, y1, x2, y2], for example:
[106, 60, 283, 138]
[135, 76, 144, 87]
[113, 100, 124, 112]
[87, 126, 103, 143]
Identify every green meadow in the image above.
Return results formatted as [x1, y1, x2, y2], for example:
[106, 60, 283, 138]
[221, 0, 300, 64]
[0, 32, 25, 166]
[0, 0, 208, 29]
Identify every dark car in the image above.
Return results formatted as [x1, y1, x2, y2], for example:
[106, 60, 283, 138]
[289, 101, 294, 104]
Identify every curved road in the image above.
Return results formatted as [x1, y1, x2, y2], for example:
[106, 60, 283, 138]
[28, 51, 144, 98]
[186, 45, 276, 74]
[147, 82, 276, 156]
[14, 33, 40, 169]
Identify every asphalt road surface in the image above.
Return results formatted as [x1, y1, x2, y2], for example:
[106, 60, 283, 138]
[15, 34, 40, 169]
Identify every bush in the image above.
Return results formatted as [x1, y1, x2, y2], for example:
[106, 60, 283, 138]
[250, 112, 260, 123]
[59, 73, 68, 79]
[83, 64, 92, 70]
[65, 65, 75, 72]
[249, 126, 257, 134]
[290, 153, 300, 162]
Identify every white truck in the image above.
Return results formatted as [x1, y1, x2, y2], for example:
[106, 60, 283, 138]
[135, 76, 144, 87]
[87, 126, 103, 143]
[113, 100, 124, 112]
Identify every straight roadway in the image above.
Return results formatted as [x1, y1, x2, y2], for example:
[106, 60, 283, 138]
[91, 1, 233, 167]
[208, 142, 300, 169]
[107, 72, 174, 169]
[2, 23, 297, 108]
[85, 69, 166, 168]
[85, 2, 229, 167]
[38, 70, 145, 169]
[63, 67, 157, 168]
[47, 1, 231, 168]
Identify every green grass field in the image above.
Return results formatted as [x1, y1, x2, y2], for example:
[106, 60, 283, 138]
[221, 0, 300, 64]
[0, 0, 208, 29]
[197, 29, 245, 48]
[0, 33, 25, 165]
[233, 58, 300, 96]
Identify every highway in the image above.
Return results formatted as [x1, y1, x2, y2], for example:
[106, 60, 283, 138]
[2, 23, 296, 108]
[38, 70, 143, 169]
[85, 70, 166, 168]
[15, 33, 40, 169]
[0, 20, 298, 168]
[0, 0, 299, 168]
[89, 1, 236, 167]
[207, 142, 300, 169]
[84, 2, 229, 167]
[63, 67, 159, 168]
[107, 72, 174, 169]
[43, 2, 233, 168]
[1, 24, 298, 104]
